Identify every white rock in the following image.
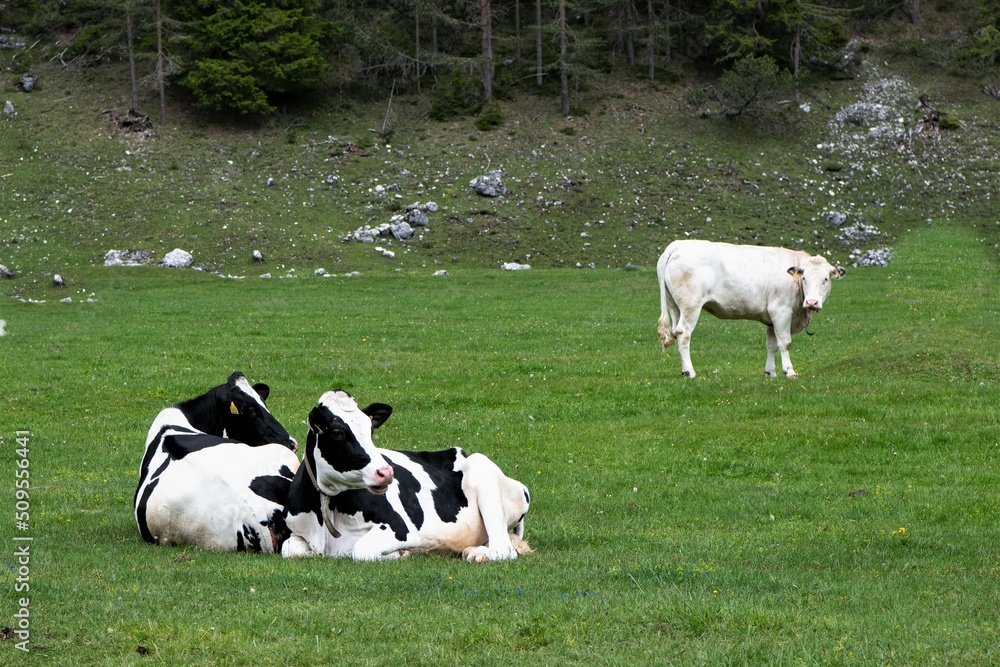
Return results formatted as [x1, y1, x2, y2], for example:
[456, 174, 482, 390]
[161, 248, 194, 268]
[502, 262, 531, 271]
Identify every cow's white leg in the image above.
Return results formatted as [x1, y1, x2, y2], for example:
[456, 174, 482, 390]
[675, 306, 702, 378]
[772, 320, 797, 378]
[350, 525, 411, 561]
[462, 454, 526, 562]
[658, 283, 681, 348]
[764, 326, 779, 377]
[282, 534, 317, 558]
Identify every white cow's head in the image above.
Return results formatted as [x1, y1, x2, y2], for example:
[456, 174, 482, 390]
[306, 391, 395, 496]
[788, 256, 846, 311]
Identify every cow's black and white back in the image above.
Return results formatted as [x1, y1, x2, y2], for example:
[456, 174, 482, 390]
[282, 391, 531, 562]
[134, 371, 299, 553]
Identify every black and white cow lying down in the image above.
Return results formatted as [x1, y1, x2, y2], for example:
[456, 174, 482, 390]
[134, 372, 299, 553]
[281, 391, 532, 562]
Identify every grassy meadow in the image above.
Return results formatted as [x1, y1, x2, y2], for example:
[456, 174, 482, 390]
[1, 222, 998, 665]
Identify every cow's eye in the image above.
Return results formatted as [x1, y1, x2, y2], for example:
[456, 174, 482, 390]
[243, 405, 257, 416]
[329, 428, 347, 442]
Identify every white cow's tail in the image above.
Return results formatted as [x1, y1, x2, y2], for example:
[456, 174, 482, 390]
[656, 249, 676, 349]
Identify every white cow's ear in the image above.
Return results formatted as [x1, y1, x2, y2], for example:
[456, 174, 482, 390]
[787, 266, 803, 279]
[362, 403, 393, 429]
[833, 266, 846, 279]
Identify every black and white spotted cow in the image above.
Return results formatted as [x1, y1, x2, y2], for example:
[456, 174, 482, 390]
[281, 390, 532, 562]
[134, 371, 299, 553]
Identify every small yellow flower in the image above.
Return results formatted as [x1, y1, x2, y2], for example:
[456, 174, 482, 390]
[892, 527, 906, 536]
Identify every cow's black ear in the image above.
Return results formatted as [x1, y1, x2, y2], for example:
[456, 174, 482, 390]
[362, 403, 393, 429]
[252, 383, 270, 403]
[307, 406, 326, 430]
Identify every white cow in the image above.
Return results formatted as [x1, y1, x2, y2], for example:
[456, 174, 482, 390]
[656, 240, 845, 378]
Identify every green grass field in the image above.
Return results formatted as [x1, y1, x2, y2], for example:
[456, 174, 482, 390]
[1, 222, 997, 665]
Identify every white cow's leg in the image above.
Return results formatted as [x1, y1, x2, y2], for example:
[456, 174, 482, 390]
[658, 285, 681, 348]
[774, 323, 797, 378]
[675, 307, 702, 378]
[764, 326, 779, 377]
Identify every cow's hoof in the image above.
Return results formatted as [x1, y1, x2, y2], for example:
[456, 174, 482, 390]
[764, 370, 777, 378]
[463, 546, 491, 563]
[681, 370, 696, 379]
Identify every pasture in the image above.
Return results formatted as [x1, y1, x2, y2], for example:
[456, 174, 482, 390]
[1, 222, 997, 665]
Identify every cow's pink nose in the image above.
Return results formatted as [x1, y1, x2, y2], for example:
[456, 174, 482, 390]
[804, 299, 821, 310]
[375, 466, 394, 485]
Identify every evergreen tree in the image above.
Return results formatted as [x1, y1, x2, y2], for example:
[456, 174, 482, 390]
[173, 0, 335, 115]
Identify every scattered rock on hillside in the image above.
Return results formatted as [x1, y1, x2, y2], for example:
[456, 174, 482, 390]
[161, 248, 194, 268]
[405, 201, 438, 227]
[405, 208, 429, 227]
[53, 273, 65, 287]
[835, 222, 882, 243]
[849, 248, 893, 267]
[16, 73, 36, 92]
[389, 220, 414, 241]
[343, 223, 388, 243]
[104, 249, 155, 266]
[0, 264, 15, 279]
[252, 249, 264, 263]
[0, 34, 28, 50]
[3, 101, 13, 118]
[470, 170, 506, 197]
[502, 262, 530, 271]
[342, 202, 437, 246]
[827, 211, 849, 227]
[834, 102, 896, 127]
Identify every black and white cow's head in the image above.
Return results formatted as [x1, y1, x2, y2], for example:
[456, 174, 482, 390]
[178, 371, 297, 450]
[305, 391, 395, 496]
